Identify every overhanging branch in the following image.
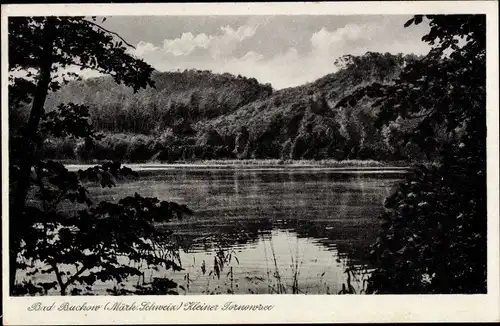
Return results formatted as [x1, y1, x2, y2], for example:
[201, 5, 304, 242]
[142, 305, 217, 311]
[84, 20, 136, 49]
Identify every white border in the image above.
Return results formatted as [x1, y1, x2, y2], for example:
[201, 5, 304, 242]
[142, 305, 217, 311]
[1, 1, 499, 324]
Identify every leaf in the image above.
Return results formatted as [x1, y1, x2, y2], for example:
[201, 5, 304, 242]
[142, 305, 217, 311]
[201, 260, 206, 275]
[414, 15, 423, 25]
[404, 18, 415, 28]
[214, 257, 220, 279]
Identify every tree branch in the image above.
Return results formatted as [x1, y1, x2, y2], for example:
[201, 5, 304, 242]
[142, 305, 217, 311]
[48, 259, 66, 295]
[65, 243, 108, 289]
[84, 20, 136, 49]
[70, 62, 116, 78]
[34, 165, 49, 213]
[66, 262, 89, 288]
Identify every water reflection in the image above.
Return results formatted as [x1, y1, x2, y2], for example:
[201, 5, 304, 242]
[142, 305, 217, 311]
[90, 168, 404, 294]
[169, 229, 371, 295]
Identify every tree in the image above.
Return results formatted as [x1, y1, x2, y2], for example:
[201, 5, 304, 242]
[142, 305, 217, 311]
[16, 161, 193, 296]
[337, 15, 486, 293]
[8, 16, 191, 295]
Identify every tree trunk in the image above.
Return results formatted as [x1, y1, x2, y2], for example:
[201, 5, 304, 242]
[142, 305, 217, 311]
[10, 17, 56, 293]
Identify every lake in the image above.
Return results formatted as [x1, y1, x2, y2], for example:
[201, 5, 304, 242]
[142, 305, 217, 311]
[23, 165, 407, 295]
[84, 166, 407, 295]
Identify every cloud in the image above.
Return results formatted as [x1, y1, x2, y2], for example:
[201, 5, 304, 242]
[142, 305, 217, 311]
[126, 17, 432, 89]
[240, 51, 264, 61]
[209, 25, 258, 59]
[211, 20, 429, 89]
[134, 41, 160, 57]
[134, 24, 259, 59]
[310, 22, 385, 53]
[163, 32, 211, 56]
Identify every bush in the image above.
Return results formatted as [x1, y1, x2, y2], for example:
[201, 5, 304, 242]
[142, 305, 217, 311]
[367, 159, 486, 294]
[125, 135, 156, 162]
[40, 138, 77, 159]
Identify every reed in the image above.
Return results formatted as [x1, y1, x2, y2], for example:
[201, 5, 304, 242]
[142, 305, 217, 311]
[191, 158, 388, 167]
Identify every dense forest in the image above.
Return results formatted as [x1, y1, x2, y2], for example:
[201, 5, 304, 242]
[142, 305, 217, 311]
[11, 51, 451, 163]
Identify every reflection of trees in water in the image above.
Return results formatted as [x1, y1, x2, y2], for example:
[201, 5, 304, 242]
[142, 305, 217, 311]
[157, 170, 398, 265]
[72, 168, 404, 294]
[163, 215, 379, 269]
[146, 169, 402, 278]
[273, 219, 379, 266]
[163, 218, 273, 253]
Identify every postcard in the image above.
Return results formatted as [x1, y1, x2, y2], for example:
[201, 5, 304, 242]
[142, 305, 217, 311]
[2, 1, 499, 324]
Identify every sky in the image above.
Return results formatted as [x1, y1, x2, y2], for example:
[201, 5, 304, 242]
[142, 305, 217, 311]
[97, 15, 432, 89]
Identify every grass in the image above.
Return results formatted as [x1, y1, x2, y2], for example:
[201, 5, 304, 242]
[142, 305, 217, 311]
[254, 230, 368, 295]
[193, 159, 387, 167]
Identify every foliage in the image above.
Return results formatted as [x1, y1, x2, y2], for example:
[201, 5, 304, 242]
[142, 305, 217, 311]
[337, 15, 486, 293]
[9, 17, 155, 91]
[8, 16, 192, 296]
[13, 161, 192, 296]
[367, 162, 485, 293]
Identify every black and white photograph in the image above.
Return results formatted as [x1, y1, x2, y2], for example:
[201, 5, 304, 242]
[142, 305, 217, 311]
[2, 1, 499, 324]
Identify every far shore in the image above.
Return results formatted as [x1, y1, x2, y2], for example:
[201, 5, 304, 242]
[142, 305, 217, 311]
[62, 159, 419, 172]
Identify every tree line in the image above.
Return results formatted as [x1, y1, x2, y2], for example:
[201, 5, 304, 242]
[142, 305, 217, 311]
[19, 52, 455, 163]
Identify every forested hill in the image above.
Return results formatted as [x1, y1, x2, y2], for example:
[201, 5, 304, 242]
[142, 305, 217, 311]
[38, 52, 443, 162]
[45, 69, 274, 134]
[203, 52, 420, 160]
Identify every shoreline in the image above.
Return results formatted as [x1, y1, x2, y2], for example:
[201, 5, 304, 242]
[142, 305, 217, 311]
[63, 159, 415, 172]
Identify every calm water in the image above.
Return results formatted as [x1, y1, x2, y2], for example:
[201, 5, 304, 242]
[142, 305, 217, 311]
[23, 166, 407, 295]
[90, 167, 405, 294]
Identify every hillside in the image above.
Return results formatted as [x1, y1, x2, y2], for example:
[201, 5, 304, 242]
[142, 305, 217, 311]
[45, 69, 273, 134]
[33, 52, 436, 162]
[199, 52, 421, 160]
